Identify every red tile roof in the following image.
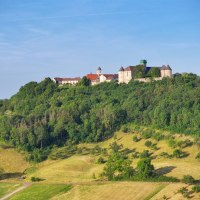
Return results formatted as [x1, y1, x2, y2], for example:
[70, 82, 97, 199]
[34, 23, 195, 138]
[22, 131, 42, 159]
[86, 74, 99, 81]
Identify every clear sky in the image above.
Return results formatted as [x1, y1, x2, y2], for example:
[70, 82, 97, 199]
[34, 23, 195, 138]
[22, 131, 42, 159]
[0, 0, 200, 99]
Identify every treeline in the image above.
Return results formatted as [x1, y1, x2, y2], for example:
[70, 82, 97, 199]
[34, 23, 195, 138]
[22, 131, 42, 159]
[0, 73, 199, 152]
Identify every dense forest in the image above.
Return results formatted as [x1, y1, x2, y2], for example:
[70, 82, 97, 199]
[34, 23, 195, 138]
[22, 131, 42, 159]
[0, 73, 199, 153]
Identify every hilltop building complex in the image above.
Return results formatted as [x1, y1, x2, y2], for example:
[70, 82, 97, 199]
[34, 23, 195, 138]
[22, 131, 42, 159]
[86, 67, 118, 85]
[118, 60, 172, 84]
[52, 60, 172, 85]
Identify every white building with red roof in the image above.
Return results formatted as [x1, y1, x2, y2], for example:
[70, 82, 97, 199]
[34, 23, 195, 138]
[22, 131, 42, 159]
[86, 67, 118, 85]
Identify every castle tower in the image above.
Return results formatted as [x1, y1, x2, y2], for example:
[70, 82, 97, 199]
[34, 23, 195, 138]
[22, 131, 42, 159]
[118, 66, 124, 83]
[96, 67, 102, 75]
[161, 65, 172, 78]
[140, 59, 147, 67]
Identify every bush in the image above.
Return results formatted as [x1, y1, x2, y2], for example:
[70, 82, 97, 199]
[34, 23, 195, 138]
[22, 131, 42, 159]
[142, 130, 152, 139]
[140, 150, 151, 159]
[195, 152, 200, 160]
[145, 140, 152, 147]
[177, 187, 191, 198]
[177, 139, 193, 148]
[172, 149, 185, 158]
[182, 175, 195, 184]
[97, 156, 105, 164]
[132, 151, 139, 159]
[133, 136, 140, 142]
[27, 149, 49, 163]
[48, 145, 77, 160]
[150, 143, 159, 151]
[192, 185, 200, 193]
[159, 152, 172, 159]
[31, 177, 43, 182]
[152, 132, 164, 141]
[167, 139, 177, 149]
[121, 126, 129, 133]
[136, 158, 154, 178]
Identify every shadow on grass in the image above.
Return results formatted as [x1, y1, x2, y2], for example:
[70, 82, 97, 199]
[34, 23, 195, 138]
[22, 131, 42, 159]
[0, 172, 24, 180]
[154, 166, 176, 176]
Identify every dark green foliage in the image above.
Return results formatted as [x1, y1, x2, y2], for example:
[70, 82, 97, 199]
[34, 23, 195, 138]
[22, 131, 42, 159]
[195, 152, 200, 160]
[140, 150, 151, 158]
[121, 126, 129, 133]
[31, 177, 44, 182]
[136, 158, 154, 178]
[152, 132, 164, 141]
[0, 74, 199, 160]
[109, 142, 123, 153]
[147, 67, 161, 78]
[97, 156, 105, 164]
[182, 175, 195, 184]
[177, 187, 191, 198]
[78, 76, 91, 86]
[192, 185, 200, 193]
[159, 152, 172, 159]
[142, 130, 152, 139]
[145, 140, 152, 147]
[134, 65, 146, 78]
[167, 138, 178, 149]
[27, 149, 50, 163]
[48, 145, 77, 160]
[133, 135, 140, 142]
[102, 151, 134, 180]
[177, 139, 193, 148]
[172, 149, 186, 158]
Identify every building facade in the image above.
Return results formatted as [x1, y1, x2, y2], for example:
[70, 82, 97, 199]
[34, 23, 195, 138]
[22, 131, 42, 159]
[118, 60, 172, 84]
[52, 77, 81, 85]
[86, 67, 118, 85]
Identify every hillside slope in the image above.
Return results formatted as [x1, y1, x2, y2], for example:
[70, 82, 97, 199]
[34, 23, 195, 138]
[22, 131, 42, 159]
[0, 73, 199, 157]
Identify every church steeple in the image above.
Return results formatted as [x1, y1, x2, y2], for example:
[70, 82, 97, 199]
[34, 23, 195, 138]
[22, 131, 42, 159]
[96, 67, 102, 75]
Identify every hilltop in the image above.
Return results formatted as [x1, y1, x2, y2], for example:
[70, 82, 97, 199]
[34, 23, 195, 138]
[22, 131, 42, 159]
[0, 73, 200, 160]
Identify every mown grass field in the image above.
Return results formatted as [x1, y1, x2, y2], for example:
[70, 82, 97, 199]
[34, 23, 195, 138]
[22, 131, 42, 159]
[0, 182, 22, 198]
[0, 127, 200, 199]
[52, 182, 166, 200]
[8, 184, 72, 200]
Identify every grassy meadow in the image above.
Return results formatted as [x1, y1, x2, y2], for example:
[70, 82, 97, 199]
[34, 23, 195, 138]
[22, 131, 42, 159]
[8, 184, 72, 200]
[0, 126, 200, 199]
[0, 182, 22, 198]
[25, 128, 200, 183]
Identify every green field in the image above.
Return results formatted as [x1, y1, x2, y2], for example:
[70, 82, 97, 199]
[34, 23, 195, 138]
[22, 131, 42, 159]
[0, 183, 22, 198]
[8, 184, 72, 200]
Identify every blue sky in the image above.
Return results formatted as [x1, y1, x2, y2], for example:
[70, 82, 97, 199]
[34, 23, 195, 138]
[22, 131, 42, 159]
[0, 0, 200, 99]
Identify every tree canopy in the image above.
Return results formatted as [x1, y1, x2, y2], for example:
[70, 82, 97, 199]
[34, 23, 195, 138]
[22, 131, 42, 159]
[0, 73, 199, 153]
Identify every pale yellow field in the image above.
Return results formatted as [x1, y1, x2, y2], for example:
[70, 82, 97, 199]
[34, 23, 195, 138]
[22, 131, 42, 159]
[52, 182, 167, 200]
[151, 183, 200, 200]
[27, 155, 104, 183]
[0, 146, 30, 174]
[22, 130, 200, 183]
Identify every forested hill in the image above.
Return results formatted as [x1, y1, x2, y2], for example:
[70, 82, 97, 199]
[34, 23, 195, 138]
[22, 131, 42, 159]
[0, 73, 200, 151]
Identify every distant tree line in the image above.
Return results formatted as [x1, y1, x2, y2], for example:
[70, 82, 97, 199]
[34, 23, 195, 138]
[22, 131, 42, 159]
[0, 73, 199, 154]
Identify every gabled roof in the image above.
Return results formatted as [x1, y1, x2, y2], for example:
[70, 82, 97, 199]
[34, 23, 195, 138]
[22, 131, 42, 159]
[161, 65, 172, 70]
[124, 66, 136, 71]
[119, 67, 124, 71]
[86, 74, 99, 81]
[54, 77, 81, 81]
[101, 74, 118, 80]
